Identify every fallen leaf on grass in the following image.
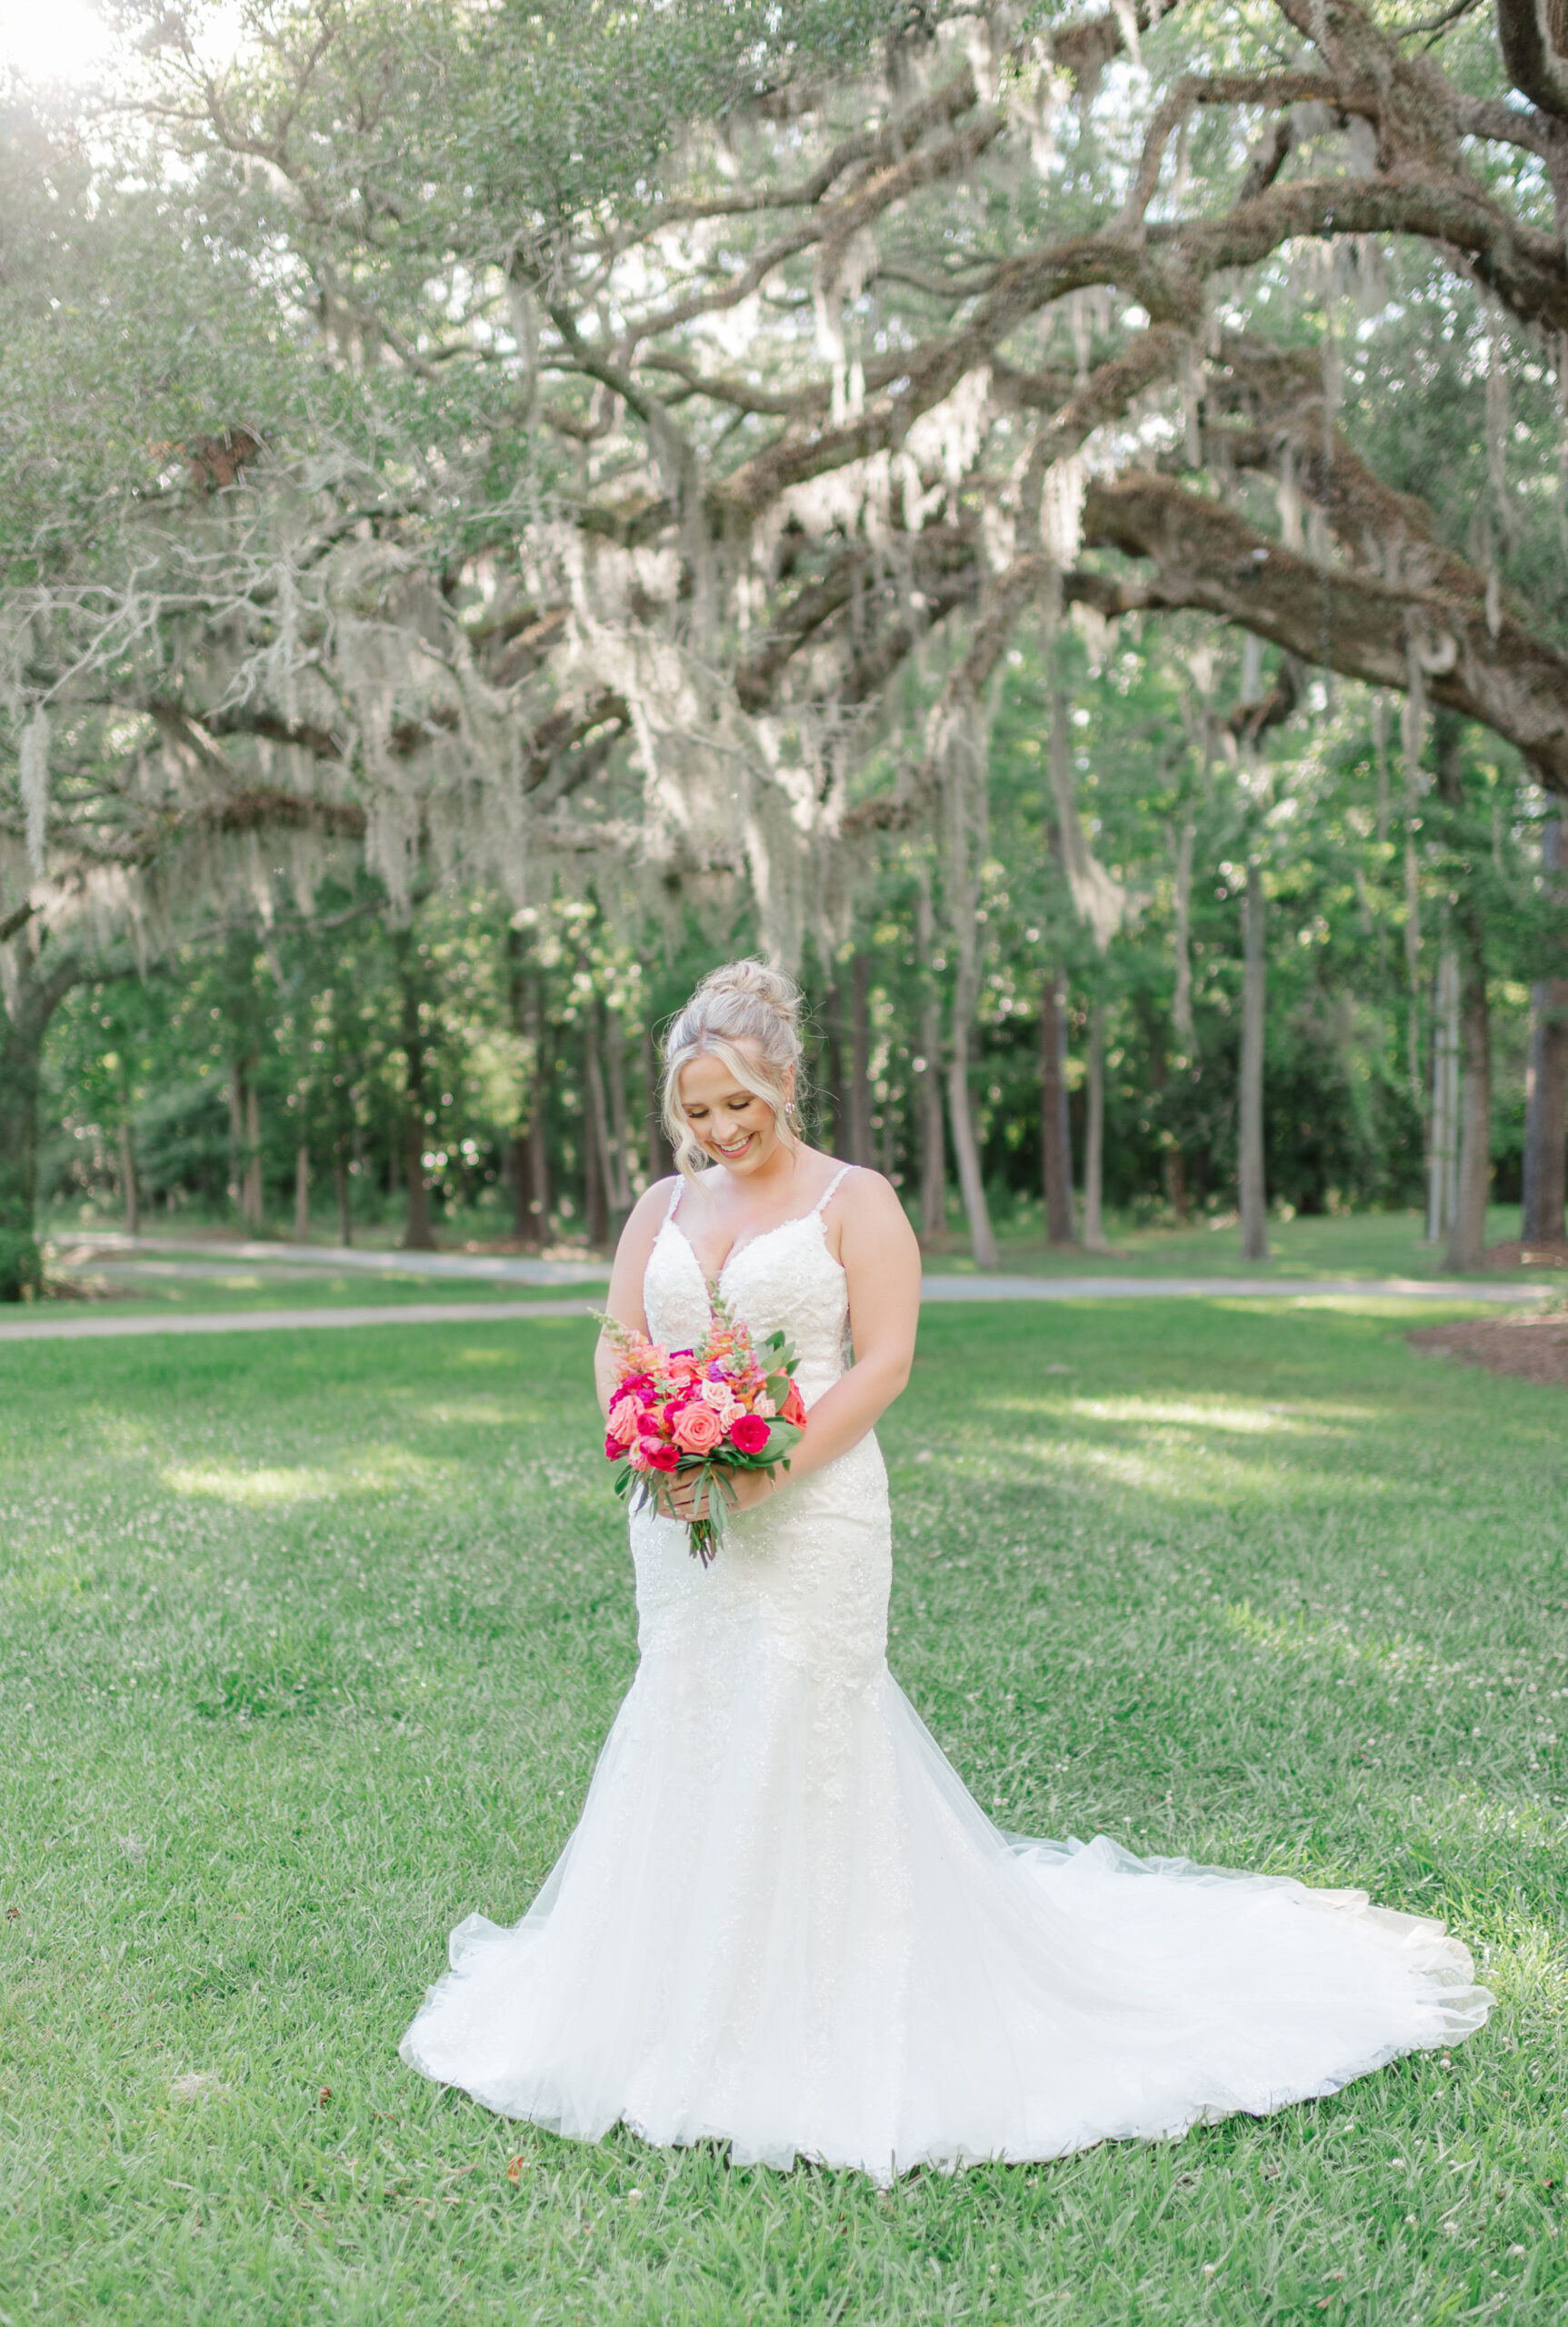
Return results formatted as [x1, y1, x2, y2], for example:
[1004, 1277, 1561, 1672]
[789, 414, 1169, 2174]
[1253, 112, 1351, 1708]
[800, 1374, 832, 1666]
[506, 2154, 529, 2182]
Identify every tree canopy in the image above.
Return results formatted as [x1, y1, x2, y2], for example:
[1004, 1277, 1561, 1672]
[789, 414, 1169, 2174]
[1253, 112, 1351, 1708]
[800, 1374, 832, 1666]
[3, 0, 1567, 1289]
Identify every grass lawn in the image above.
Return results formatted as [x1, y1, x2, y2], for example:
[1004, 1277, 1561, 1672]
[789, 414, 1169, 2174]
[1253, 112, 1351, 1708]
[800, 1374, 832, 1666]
[919, 1203, 1568, 1284]
[2, 1299, 1564, 2323]
[31, 1267, 603, 1317]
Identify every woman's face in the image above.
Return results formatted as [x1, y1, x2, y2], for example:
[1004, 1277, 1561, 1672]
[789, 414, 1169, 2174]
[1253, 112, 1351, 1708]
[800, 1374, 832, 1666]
[676, 1047, 794, 1177]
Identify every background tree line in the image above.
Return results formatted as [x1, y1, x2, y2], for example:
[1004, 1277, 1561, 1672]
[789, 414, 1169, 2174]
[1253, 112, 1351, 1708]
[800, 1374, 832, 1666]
[4, 0, 1568, 1288]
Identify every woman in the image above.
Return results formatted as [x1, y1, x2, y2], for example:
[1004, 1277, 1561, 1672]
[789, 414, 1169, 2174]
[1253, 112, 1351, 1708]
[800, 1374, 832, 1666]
[401, 959, 1490, 2179]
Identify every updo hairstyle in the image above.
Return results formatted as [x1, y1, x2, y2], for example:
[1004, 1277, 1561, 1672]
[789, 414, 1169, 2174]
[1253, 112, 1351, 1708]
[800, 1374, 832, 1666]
[660, 959, 806, 1178]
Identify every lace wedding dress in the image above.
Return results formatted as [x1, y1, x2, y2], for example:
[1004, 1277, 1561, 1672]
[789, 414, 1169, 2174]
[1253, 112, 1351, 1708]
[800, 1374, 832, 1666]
[400, 1167, 1491, 2179]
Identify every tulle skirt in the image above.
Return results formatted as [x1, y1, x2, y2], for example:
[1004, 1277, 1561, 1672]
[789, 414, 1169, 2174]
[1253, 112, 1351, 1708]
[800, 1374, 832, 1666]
[399, 1627, 1490, 2179]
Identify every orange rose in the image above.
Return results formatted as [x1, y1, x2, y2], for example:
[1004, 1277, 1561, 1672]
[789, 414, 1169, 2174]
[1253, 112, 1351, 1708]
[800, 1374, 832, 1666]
[781, 1380, 807, 1427]
[671, 1402, 724, 1455]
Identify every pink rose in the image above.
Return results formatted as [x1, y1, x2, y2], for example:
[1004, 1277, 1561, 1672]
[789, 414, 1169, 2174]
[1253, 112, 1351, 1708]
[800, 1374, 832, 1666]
[727, 1413, 770, 1456]
[606, 1394, 643, 1448]
[644, 1441, 680, 1473]
[604, 1430, 624, 1461]
[672, 1402, 724, 1456]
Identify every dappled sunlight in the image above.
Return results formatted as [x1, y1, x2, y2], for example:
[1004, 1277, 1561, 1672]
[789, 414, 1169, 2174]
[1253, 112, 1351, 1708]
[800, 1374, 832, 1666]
[1224, 1602, 1450, 1686]
[424, 1397, 535, 1428]
[162, 1443, 449, 1507]
[984, 1389, 1395, 1509]
[1004, 1428, 1389, 1506]
[1066, 1394, 1374, 1435]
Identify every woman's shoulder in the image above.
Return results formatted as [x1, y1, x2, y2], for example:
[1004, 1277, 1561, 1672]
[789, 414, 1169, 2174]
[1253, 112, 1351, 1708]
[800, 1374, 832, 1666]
[822, 1161, 909, 1223]
[634, 1173, 684, 1219]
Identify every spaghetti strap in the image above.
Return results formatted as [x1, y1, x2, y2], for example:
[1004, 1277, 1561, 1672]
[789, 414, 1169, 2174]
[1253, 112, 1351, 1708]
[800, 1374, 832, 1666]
[664, 1177, 686, 1222]
[812, 1164, 854, 1216]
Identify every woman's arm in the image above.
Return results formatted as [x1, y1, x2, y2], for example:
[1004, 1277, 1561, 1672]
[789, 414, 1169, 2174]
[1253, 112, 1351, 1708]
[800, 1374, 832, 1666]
[594, 1177, 679, 1418]
[783, 1168, 921, 1482]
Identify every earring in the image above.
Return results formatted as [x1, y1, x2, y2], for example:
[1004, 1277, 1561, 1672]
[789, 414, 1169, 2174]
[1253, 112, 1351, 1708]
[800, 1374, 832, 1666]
[784, 1100, 796, 1120]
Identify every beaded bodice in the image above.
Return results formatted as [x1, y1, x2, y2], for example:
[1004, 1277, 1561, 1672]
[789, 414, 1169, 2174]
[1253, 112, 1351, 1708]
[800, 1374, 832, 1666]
[641, 1169, 853, 1403]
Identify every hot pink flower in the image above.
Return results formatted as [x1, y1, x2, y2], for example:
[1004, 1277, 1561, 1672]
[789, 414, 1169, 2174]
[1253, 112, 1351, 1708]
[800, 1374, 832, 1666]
[644, 1441, 680, 1473]
[727, 1413, 770, 1456]
[672, 1402, 724, 1455]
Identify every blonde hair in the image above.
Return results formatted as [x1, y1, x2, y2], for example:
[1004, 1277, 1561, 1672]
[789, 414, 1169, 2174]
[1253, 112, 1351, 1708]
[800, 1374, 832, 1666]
[660, 959, 805, 1179]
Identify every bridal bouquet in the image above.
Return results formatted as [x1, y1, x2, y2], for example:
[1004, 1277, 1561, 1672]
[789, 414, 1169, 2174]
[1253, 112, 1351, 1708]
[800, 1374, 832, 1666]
[597, 1294, 807, 1564]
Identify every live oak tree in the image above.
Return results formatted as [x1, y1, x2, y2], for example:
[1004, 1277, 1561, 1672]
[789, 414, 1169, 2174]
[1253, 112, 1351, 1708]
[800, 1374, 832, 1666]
[7, 0, 1568, 1273]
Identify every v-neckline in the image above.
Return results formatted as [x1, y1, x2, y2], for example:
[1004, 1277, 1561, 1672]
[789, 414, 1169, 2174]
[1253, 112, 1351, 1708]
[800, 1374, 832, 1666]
[663, 1208, 829, 1293]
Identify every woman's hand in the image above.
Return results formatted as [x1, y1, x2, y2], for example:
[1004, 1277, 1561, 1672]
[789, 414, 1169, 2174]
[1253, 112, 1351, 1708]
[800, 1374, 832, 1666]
[664, 1464, 778, 1523]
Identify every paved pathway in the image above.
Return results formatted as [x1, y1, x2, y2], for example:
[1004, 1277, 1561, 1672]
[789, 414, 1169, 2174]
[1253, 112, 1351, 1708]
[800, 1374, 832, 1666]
[52, 1232, 605, 1286]
[0, 1274, 1550, 1343]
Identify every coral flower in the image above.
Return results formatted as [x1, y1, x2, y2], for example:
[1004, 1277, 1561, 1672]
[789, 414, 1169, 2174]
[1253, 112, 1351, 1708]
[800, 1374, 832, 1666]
[606, 1394, 643, 1448]
[672, 1403, 724, 1456]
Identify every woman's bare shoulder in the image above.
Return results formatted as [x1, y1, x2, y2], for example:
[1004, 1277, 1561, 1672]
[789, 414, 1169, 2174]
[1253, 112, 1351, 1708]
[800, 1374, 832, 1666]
[834, 1164, 908, 1219]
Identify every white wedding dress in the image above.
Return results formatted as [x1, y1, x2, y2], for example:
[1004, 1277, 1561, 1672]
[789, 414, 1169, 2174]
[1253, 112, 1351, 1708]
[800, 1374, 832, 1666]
[400, 1167, 1492, 2179]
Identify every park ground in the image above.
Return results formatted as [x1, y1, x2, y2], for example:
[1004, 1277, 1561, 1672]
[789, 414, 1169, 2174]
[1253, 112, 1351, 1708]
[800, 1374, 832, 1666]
[1, 1274, 1565, 2322]
[29, 1203, 1568, 1322]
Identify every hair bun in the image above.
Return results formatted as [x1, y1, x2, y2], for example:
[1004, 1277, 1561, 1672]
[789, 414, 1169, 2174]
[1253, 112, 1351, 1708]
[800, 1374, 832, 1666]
[693, 958, 802, 1028]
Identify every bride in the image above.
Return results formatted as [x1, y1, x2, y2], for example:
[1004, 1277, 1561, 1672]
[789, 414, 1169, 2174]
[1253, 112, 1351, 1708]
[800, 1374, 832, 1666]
[401, 958, 1491, 2178]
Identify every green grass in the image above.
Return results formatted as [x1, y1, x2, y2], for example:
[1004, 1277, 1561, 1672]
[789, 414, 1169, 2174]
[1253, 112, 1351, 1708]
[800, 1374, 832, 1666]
[921, 1204, 1568, 1283]
[2, 1300, 1565, 2322]
[34, 1265, 602, 1316]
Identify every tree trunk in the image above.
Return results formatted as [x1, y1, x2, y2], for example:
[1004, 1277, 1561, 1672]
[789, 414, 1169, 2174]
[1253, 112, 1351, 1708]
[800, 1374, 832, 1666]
[604, 1001, 634, 1210]
[402, 1112, 434, 1250]
[915, 880, 946, 1243]
[396, 949, 436, 1251]
[644, 1023, 674, 1181]
[1039, 967, 1076, 1245]
[822, 979, 847, 1156]
[511, 942, 549, 1248]
[119, 1118, 140, 1238]
[293, 1142, 310, 1243]
[1238, 860, 1268, 1262]
[1427, 951, 1461, 1244]
[848, 950, 875, 1167]
[244, 1079, 263, 1230]
[946, 955, 998, 1269]
[1172, 819, 1195, 1045]
[1522, 816, 1568, 1246]
[228, 1060, 245, 1219]
[0, 934, 82, 1298]
[1448, 924, 1492, 1270]
[583, 1003, 611, 1252]
[1433, 715, 1492, 1271]
[917, 1014, 946, 1243]
[335, 1149, 353, 1246]
[1163, 1144, 1189, 1223]
[527, 1027, 553, 1247]
[1083, 1000, 1109, 1253]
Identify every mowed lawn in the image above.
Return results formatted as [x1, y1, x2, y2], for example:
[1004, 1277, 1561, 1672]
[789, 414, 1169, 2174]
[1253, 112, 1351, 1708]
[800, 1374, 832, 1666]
[1, 1299, 1564, 2324]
